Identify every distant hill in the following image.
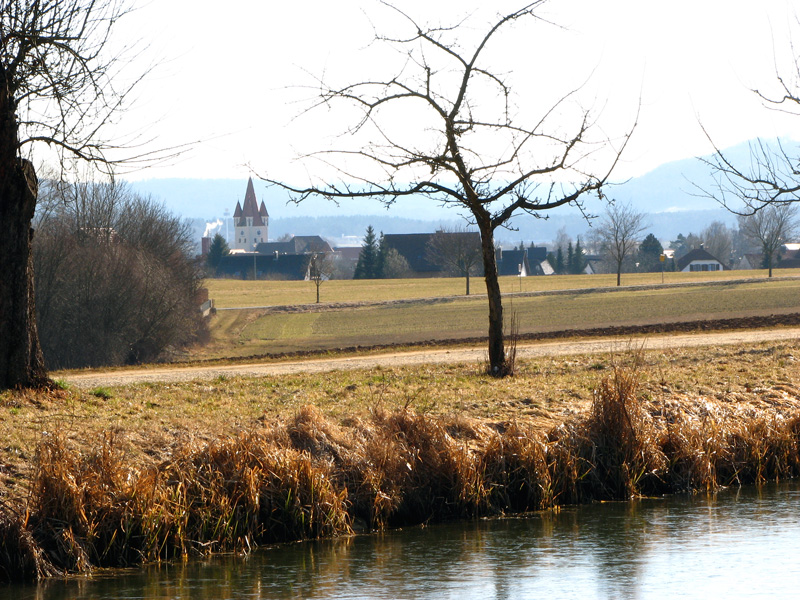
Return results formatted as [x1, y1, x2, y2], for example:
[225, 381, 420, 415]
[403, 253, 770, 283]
[131, 139, 792, 247]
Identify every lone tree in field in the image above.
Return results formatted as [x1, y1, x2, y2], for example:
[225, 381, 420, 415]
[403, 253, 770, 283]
[597, 203, 647, 286]
[1, 0, 138, 389]
[305, 252, 334, 303]
[737, 204, 799, 277]
[262, 3, 634, 375]
[426, 227, 482, 295]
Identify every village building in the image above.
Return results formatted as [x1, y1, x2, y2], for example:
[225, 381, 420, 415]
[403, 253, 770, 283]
[676, 247, 726, 272]
[232, 178, 269, 250]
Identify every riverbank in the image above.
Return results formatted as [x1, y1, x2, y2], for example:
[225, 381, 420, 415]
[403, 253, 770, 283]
[1, 339, 799, 582]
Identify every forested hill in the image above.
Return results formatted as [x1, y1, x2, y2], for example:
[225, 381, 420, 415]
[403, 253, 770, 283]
[131, 140, 790, 244]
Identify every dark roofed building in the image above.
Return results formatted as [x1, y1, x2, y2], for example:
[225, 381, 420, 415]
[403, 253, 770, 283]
[381, 233, 441, 274]
[496, 248, 531, 276]
[256, 235, 332, 256]
[676, 248, 725, 272]
[216, 252, 310, 281]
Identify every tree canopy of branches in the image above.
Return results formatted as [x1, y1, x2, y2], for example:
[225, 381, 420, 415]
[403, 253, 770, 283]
[262, 3, 634, 376]
[425, 227, 482, 294]
[737, 204, 799, 277]
[33, 180, 206, 369]
[597, 203, 647, 286]
[1, 0, 139, 388]
[698, 23, 800, 216]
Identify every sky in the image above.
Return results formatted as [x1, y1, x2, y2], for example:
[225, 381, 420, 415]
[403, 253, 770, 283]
[110, 0, 800, 185]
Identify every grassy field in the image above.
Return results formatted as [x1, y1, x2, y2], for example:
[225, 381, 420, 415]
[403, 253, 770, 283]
[195, 275, 800, 359]
[204, 269, 800, 308]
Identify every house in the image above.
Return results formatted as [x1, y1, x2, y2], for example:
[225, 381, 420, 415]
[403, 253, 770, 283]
[256, 236, 332, 256]
[214, 252, 311, 280]
[739, 253, 764, 270]
[381, 231, 482, 276]
[496, 248, 531, 276]
[776, 245, 800, 270]
[527, 246, 555, 276]
[676, 248, 726, 272]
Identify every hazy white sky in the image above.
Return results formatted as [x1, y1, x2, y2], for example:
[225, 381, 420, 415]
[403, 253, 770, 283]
[114, 0, 800, 183]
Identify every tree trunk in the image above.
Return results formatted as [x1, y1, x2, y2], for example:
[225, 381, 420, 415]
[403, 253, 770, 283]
[478, 224, 506, 375]
[616, 267, 621, 286]
[0, 72, 49, 390]
[0, 161, 49, 389]
[465, 272, 470, 296]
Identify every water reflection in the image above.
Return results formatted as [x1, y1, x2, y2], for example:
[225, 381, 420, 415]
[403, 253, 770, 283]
[6, 483, 800, 600]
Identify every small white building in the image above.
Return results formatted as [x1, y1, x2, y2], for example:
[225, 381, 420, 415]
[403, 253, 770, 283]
[232, 178, 269, 251]
[676, 248, 725, 272]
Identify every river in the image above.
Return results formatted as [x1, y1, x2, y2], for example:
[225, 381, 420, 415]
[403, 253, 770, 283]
[6, 482, 799, 599]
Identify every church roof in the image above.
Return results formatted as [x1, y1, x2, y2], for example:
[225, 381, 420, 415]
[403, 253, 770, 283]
[235, 178, 266, 227]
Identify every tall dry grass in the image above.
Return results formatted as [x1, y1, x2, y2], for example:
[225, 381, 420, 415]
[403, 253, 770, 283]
[2, 361, 800, 582]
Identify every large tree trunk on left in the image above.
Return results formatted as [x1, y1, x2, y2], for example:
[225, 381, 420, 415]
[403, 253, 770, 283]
[0, 74, 49, 389]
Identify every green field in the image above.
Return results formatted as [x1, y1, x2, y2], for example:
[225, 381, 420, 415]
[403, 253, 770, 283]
[197, 273, 800, 359]
[204, 269, 800, 308]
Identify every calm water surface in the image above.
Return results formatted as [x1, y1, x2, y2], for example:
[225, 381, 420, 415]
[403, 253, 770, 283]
[6, 483, 800, 600]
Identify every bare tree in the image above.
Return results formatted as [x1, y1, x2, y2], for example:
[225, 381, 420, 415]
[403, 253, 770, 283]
[0, 0, 141, 388]
[737, 204, 799, 277]
[261, 3, 635, 376]
[700, 221, 734, 267]
[305, 253, 334, 303]
[33, 180, 206, 369]
[597, 203, 647, 286]
[425, 227, 482, 295]
[698, 22, 800, 215]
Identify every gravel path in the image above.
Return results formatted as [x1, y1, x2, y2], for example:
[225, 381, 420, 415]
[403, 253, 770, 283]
[61, 327, 800, 389]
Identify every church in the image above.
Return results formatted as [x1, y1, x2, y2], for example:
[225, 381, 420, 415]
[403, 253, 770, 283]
[232, 178, 269, 250]
[205, 178, 333, 280]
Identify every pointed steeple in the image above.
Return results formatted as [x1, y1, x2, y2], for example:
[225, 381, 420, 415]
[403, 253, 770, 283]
[244, 178, 264, 225]
[259, 200, 268, 220]
[235, 178, 265, 227]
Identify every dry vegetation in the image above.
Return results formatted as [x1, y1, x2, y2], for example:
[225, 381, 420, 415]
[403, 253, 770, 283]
[1, 339, 800, 582]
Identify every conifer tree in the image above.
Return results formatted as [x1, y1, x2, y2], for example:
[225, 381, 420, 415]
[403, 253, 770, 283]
[572, 237, 587, 274]
[354, 226, 380, 279]
[206, 234, 230, 274]
[567, 242, 574, 275]
[555, 247, 565, 274]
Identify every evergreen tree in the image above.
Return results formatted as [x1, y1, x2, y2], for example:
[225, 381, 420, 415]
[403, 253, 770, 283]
[566, 241, 574, 274]
[572, 237, 587, 274]
[376, 232, 389, 278]
[206, 233, 230, 274]
[555, 247, 565, 274]
[354, 226, 380, 279]
[637, 233, 664, 272]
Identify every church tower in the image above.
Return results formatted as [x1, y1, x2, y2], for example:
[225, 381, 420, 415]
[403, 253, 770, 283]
[233, 178, 269, 250]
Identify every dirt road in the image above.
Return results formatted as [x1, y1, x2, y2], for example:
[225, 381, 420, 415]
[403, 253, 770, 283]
[61, 327, 800, 389]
